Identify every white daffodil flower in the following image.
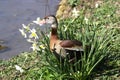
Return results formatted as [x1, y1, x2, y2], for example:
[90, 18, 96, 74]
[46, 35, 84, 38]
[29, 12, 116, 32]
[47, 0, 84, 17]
[95, 3, 99, 8]
[47, 33, 50, 37]
[39, 45, 45, 49]
[19, 28, 27, 38]
[15, 65, 24, 73]
[84, 17, 88, 24]
[63, 25, 68, 31]
[33, 17, 42, 25]
[72, 8, 80, 18]
[95, 1, 102, 8]
[27, 39, 34, 43]
[29, 28, 39, 39]
[22, 24, 30, 31]
[31, 43, 40, 51]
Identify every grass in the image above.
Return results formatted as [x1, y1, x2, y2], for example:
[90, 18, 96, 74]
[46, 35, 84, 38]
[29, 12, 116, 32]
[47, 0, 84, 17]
[0, 0, 120, 80]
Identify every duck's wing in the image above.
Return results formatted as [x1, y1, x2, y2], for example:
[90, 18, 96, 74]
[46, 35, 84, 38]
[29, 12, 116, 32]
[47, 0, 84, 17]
[60, 40, 84, 51]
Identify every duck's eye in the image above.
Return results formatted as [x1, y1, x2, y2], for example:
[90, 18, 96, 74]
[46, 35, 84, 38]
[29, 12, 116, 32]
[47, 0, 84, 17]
[47, 17, 49, 19]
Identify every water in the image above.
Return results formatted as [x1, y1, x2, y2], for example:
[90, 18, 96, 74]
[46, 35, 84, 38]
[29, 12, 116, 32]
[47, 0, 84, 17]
[0, 0, 60, 60]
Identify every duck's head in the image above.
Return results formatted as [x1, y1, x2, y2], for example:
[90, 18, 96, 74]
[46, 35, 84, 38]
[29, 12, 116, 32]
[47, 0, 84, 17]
[40, 15, 58, 28]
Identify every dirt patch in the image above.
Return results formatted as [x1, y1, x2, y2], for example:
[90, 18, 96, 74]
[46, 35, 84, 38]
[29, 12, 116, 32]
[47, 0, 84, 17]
[56, 0, 103, 19]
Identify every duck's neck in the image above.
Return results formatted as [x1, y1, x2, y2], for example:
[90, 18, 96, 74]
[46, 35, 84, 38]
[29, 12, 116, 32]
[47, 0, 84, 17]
[50, 23, 58, 39]
[50, 27, 58, 40]
[49, 23, 59, 50]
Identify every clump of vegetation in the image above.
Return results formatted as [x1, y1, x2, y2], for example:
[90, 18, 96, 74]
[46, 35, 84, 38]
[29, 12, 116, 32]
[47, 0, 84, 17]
[68, 0, 80, 7]
[0, 0, 120, 80]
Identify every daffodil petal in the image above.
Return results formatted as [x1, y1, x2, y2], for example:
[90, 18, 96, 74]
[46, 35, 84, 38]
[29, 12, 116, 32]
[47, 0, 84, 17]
[19, 29, 27, 38]
[15, 65, 24, 73]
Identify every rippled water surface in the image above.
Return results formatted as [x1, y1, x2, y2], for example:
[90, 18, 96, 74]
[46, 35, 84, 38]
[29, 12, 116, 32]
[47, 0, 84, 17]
[0, 0, 60, 59]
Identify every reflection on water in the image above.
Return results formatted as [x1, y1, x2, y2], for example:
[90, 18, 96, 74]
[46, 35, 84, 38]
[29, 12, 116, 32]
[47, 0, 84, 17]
[0, 0, 60, 59]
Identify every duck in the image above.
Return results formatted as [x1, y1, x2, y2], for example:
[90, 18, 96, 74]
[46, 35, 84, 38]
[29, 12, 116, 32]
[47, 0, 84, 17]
[39, 15, 84, 62]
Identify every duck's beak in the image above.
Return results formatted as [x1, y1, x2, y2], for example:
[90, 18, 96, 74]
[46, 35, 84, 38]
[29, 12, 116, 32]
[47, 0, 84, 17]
[39, 19, 46, 26]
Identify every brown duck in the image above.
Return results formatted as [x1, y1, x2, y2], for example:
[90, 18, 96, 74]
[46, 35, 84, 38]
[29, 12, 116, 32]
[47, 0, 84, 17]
[40, 15, 84, 62]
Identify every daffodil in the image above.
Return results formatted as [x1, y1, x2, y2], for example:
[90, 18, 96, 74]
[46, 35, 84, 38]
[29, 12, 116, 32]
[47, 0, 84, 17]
[27, 39, 34, 43]
[15, 65, 24, 73]
[63, 25, 68, 31]
[19, 28, 27, 38]
[72, 8, 80, 18]
[33, 17, 42, 25]
[39, 44, 45, 49]
[84, 17, 88, 24]
[47, 33, 50, 37]
[22, 24, 30, 31]
[31, 43, 40, 51]
[95, 3, 99, 8]
[95, 1, 102, 8]
[29, 28, 39, 39]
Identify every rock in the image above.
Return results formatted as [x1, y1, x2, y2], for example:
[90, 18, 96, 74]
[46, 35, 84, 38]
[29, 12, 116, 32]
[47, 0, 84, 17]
[0, 45, 7, 51]
[0, 40, 8, 51]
